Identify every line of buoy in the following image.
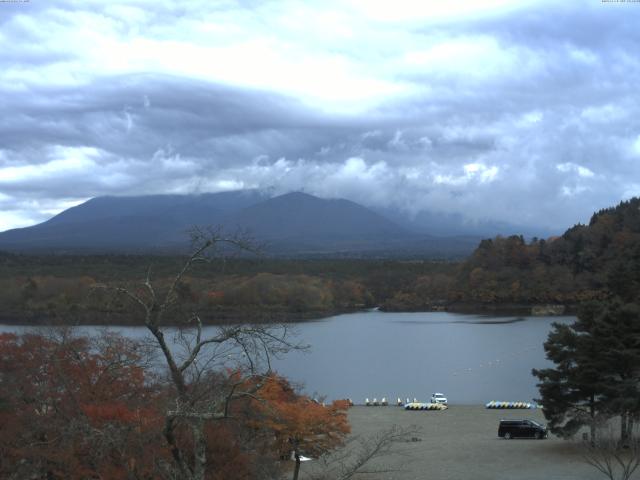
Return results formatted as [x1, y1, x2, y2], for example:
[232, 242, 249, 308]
[364, 397, 427, 406]
[485, 401, 535, 409]
[404, 402, 448, 411]
[449, 345, 541, 377]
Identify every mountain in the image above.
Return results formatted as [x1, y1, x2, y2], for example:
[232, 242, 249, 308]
[227, 192, 399, 243]
[0, 191, 481, 257]
[376, 206, 557, 239]
[0, 190, 269, 251]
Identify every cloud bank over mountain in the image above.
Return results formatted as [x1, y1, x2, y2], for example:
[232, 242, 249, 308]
[1, 0, 639, 233]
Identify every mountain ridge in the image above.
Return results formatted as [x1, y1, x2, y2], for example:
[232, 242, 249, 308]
[0, 191, 481, 257]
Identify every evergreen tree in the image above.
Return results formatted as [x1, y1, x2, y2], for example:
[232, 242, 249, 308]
[534, 300, 640, 444]
[533, 310, 606, 442]
[588, 301, 640, 444]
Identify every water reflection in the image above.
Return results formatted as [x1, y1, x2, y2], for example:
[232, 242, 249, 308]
[0, 311, 573, 405]
[395, 316, 527, 325]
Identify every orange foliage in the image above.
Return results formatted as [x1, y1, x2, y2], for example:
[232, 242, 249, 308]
[250, 374, 350, 458]
[204, 423, 256, 480]
[0, 332, 163, 480]
[0, 335, 350, 479]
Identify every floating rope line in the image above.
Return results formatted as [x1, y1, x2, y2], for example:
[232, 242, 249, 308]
[404, 402, 448, 411]
[485, 401, 537, 409]
[449, 344, 541, 378]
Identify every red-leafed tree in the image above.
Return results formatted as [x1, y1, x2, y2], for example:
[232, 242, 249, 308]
[248, 374, 351, 480]
[0, 330, 163, 479]
[1, 330, 343, 480]
[1, 230, 359, 479]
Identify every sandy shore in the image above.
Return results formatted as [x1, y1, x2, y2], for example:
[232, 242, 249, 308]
[329, 406, 604, 480]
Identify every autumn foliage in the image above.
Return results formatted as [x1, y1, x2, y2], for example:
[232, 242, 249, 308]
[0, 332, 351, 479]
[0, 331, 162, 479]
[248, 374, 350, 458]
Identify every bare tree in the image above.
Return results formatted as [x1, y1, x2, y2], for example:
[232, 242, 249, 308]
[305, 425, 422, 480]
[96, 228, 302, 480]
[582, 423, 640, 480]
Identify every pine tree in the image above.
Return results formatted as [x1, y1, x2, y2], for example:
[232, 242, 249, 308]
[588, 301, 640, 444]
[533, 309, 606, 442]
[534, 300, 640, 444]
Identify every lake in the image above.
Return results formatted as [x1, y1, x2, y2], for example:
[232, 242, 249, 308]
[0, 310, 573, 405]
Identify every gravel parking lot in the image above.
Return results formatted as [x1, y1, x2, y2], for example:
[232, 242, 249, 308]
[336, 406, 605, 480]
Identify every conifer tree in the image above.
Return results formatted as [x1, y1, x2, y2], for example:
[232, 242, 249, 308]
[533, 309, 606, 442]
[534, 300, 640, 444]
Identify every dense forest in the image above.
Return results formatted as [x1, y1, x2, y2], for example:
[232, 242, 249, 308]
[3, 198, 640, 324]
[384, 198, 640, 312]
[0, 255, 454, 324]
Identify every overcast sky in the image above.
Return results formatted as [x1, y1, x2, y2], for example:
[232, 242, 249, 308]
[1, 0, 639, 232]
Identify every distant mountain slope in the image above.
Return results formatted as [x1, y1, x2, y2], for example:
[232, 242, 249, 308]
[227, 192, 402, 241]
[0, 190, 480, 257]
[376, 206, 557, 239]
[43, 190, 267, 227]
[0, 190, 268, 250]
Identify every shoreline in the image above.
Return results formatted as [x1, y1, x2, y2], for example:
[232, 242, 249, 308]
[382, 302, 574, 316]
[0, 307, 360, 327]
[0, 303, 573, 327]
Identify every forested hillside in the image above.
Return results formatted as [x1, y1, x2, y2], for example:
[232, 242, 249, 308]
[386, 198, 640, 311]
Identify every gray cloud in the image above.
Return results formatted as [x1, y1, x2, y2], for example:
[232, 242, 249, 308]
[1, 0, 640, 232]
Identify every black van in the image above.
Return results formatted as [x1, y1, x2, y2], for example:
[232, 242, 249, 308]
[498, 420, 547, 439]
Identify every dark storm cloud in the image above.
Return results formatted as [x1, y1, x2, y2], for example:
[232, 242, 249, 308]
[350, 0, 640, 226]
[0, 74, 378, 203]
[0, 75, 339, 158]
[1, 0, 640, 231]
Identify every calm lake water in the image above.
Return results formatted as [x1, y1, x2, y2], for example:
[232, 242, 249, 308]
[0, 310, 573, 405]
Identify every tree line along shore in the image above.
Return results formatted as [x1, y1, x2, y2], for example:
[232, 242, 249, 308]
[0, 253, 582, 326]
[3, 198, 640, 325]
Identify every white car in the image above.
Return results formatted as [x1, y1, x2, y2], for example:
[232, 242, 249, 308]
[430, 393, 448, 405]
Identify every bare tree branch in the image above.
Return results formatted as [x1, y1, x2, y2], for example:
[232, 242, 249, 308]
[96, 227, 304, 480]
[306, 425, 422, 480]
[582, 423, 640, 480]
